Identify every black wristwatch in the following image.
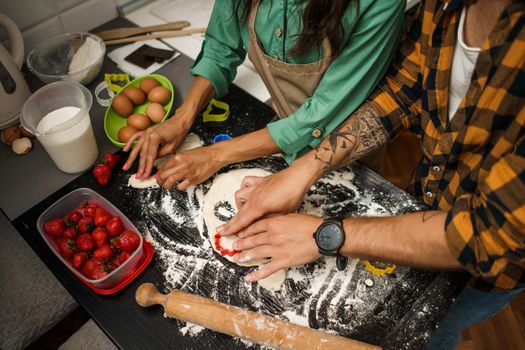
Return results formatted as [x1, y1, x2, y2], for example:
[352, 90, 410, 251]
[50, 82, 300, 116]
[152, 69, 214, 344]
[313, 217, 348, 271]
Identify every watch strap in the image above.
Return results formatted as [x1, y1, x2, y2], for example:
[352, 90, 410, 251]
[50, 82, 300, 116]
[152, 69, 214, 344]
[336, 256, 348, 271]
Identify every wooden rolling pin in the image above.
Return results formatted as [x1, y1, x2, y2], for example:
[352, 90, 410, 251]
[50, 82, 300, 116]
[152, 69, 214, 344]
[136, 283, 380, 350]
[104, 28, 206, 46]
[96, 21, 190, 41]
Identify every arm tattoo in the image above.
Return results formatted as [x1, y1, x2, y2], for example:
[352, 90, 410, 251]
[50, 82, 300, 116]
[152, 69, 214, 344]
[314, 103, 388, 173]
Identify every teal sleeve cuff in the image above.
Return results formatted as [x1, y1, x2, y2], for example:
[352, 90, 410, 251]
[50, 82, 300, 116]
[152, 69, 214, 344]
[266, 0, 405, 163]
[190, 45, 230, 98]
[267, 117, 318, 159]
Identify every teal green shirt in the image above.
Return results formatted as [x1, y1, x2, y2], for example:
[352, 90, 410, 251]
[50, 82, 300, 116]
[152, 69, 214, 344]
[191, 0, 405, 163]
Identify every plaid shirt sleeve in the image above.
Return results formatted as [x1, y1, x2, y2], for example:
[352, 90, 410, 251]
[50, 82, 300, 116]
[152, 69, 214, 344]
[368, 4, 424, 140]
[445, 120, 525, 286]
[368, 1, 525, 290]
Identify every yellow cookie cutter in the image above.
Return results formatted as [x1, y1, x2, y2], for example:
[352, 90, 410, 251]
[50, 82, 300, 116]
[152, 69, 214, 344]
[203, 98, 230, 123]
[104, 73, 131, 93]
[364, 260, 396, 276]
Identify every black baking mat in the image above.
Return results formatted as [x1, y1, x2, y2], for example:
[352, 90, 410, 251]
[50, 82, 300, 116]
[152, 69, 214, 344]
[14, 85, 468, 350]
[113, 157, 467, 350]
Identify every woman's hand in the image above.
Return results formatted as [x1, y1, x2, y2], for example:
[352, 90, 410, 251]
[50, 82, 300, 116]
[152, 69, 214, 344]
[122, 76, 216, 179]
[122, 116, 191, 179]
[219, 165, 314, 236]
[156, 145, 225, 191]
[231, 214, 323, 282]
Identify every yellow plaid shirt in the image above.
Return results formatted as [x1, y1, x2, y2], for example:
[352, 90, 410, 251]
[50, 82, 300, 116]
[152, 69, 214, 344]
[369, 0, 525, 291]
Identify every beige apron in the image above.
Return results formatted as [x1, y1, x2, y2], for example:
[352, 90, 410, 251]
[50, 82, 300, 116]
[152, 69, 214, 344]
[246, 0, 383, 171]
[247, 0, 332, 118]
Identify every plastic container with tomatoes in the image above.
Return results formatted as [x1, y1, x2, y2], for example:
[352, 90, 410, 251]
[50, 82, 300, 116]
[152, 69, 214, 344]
[37, 188, 150, 291]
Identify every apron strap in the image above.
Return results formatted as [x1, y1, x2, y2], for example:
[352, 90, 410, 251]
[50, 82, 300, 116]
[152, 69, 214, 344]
[248, 0, 294, 117]
[246, 0, 333, 118]
[248, 0, 258, 31]
[322, 37, 332, 59]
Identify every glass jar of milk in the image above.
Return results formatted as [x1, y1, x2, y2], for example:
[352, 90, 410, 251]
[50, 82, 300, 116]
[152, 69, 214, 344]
[21, 81, 98, 174]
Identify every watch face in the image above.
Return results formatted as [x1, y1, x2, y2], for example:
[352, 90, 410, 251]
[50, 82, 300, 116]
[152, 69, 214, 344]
[317, 223, 344, 251]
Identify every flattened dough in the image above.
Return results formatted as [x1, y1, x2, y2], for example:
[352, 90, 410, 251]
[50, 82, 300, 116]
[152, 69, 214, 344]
[258, 269, 287, 291]
[203, 168, 287, 290]
[128, 175, 158, 189]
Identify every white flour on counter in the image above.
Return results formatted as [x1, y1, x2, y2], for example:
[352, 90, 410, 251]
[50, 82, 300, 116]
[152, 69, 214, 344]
[119, 154, 440, 350]
[178, 322, 206, 336]
[133, 164, 420, 346]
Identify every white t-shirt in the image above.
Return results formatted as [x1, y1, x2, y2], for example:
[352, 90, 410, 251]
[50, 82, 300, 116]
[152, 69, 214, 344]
[448, 7, 481, 120]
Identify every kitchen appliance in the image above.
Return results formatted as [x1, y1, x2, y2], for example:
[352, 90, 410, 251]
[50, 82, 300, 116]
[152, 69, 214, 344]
[0, 13, 31, 128]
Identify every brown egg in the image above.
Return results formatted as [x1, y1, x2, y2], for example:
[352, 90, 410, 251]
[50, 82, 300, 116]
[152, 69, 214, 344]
[148, 86, 171, 105]
[111, 95, 134, 117]
[127, 113, 151, 130]
[118, 125, 139, 143]
[139, 77, 161, 94]
[122, 87, 146, 105]
[146, 103, 165, 123]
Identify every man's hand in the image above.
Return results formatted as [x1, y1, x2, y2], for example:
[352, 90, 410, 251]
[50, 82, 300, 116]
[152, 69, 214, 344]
[220, 102, 389, 236]
[232, 214, 323, 282]
[156, 146, 225, 191]
[235, 210, 461, 283]
[219, 166, 315, 237]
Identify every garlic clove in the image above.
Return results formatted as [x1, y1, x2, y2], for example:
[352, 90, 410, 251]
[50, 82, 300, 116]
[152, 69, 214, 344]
[12, 137, 32, 155]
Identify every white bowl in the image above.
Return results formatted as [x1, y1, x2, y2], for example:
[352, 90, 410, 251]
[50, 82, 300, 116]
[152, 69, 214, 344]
[27, 32, 105, 86]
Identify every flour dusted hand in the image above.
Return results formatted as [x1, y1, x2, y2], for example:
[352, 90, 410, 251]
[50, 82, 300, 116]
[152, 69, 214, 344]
[203, 169, 271, 266]
[220, 166, 310, 237]
[126, 133, 203, 190]
[203, 168, 287, 291]
[156, 146, 225, 191]
[122, 116, 190, 180]
[233, 214, 323, 283]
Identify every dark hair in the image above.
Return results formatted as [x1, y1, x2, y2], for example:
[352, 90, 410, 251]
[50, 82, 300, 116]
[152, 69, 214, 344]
[234, 0, 357, 57]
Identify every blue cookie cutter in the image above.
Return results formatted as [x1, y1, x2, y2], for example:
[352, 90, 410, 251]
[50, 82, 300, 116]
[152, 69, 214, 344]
[212, 134, 232, 143]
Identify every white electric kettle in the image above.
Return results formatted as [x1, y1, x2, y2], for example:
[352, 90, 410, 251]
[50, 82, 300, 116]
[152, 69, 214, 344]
[0, 13, 31, 128]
